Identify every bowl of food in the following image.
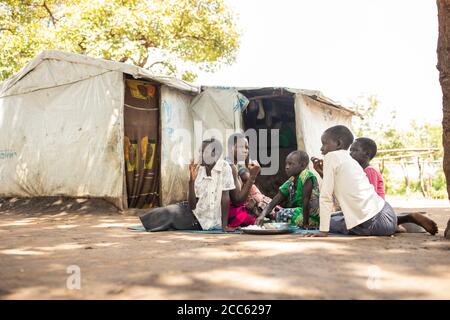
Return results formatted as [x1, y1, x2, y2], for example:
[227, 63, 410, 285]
[241, 223, 293, 235]
[264, 222, 290, 230]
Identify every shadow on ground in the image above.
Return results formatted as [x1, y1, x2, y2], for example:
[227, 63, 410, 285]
[0, 197, 449, 299]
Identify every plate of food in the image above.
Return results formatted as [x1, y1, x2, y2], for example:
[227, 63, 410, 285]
[241, 223, 294, 235]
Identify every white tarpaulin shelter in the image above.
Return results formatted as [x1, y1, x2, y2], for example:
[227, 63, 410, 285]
[0, 50, 198, 209]
[0, 50, 356, 209]
[194, 86, 356, 160]
[191, 86, 356, 197]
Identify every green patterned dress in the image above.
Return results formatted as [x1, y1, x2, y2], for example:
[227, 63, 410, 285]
[277, 169, 320, 228]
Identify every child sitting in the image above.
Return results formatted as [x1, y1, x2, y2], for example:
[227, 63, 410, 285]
[309, 125, 438, 237]
[349, 137, 385, 198]
[139, 138, 235, 232]
[238, 167, 280, 217]
[350, 137, 438, 234]
[255, 150, 320, 229]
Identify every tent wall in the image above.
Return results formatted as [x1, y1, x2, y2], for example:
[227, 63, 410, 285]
[0, 71, 125, 203]
[295, 94, 353, 158]
[190, 88, 247, 156]
[159, 86, 195, 206]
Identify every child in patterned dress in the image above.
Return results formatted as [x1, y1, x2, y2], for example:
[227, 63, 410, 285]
[255, 150, 320, 229]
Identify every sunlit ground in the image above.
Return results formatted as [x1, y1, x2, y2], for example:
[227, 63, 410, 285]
[0, 198, 449, 299]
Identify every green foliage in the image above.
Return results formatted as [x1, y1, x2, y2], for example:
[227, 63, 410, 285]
[352, 95, 379, 138]
[0, 0, 240, 81]
[381, 165, 392, 194]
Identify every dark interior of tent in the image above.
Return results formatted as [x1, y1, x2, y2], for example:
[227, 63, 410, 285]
[239, 88, 298, 198]
[123, 75, 160, 208]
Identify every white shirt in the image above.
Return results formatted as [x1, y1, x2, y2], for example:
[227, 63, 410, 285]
[320, 150, 385, 232]
[193, 159, 235, 230]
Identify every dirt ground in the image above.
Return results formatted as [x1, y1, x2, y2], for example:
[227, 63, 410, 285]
[0, 197, 449, 300]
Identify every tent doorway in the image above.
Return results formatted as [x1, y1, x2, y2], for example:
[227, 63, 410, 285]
[240, 88, 298, 198]
[123, 75, 160, 208]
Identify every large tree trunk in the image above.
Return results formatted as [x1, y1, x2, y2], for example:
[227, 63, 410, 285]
[437, 0, 450, 239]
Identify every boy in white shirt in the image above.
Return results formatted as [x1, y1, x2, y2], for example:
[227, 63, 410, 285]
[139, 138, 236, 232]
[311, 128, 438, 237]
[308, 125, 397, 237]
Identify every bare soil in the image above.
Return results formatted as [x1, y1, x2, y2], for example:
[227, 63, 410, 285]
[0, 197, 449, 299]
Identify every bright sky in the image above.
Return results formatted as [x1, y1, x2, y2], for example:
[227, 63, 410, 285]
[195, 0, 442, 129]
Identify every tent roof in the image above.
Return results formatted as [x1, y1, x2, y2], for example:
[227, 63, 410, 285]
[0, 50, 199, 97]
[0, 51, 356, 117]
[201, 86, 357, 116]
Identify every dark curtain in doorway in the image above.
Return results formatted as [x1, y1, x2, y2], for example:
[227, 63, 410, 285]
[123, 78, 160, 208]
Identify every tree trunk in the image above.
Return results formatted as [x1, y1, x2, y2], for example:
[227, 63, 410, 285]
[437, 0, 450, 238]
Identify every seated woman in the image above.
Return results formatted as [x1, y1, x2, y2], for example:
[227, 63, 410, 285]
[226, 133, 268, 228]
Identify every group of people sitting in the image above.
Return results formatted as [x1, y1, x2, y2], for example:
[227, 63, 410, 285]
[139, 125, 438, 237]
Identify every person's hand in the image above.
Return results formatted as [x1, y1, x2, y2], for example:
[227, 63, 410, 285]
[230, 163, 238, 178]
[248, 160, 261, 178]
[223, 226, 236, 233]
[304, 231, 328, 237]
[311, 157, 323, 177]
[189, 160, 200, 182]
[255, 215, 265, 226]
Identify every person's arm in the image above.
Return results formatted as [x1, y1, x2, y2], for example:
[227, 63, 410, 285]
[229, 163, 242, 203]
[306, 155, 335, 237]
[221, 163, 236, 232]
[221, 190, 234, 231]
[365, 167, 386, 199]
[188, 162, 199, 210]
[255, 192, 286, 226]
[364, 167, 378, 191]
[301, 178, 313, 228]
[311, 157, 323, 178]
[229, 160, 261, 205]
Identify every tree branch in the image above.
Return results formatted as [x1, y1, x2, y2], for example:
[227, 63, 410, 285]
[138, 54, 149, 67]
[77, 40, 86, 53]
[42, 1, 57, 26]
[148, 61, 166, 69]
[0, 28, 14, 33]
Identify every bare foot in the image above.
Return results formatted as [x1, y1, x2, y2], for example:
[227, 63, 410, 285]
[408, 213, 438, 235]
[445, 219, 450, 240]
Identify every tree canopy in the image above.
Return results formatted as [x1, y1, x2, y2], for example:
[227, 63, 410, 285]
[0, 0, 240, 81]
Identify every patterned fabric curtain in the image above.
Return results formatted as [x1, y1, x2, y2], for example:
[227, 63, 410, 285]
[123, 78, 160, 208]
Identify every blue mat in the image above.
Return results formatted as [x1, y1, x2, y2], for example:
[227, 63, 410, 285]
[127, 225, 326, 235]
[127, 225, 241, 234]
[128, 225, 147, 231]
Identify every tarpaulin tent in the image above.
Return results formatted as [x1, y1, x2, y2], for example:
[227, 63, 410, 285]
[0, 50, 198, 209]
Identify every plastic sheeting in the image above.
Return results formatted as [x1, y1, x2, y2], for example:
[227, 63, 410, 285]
[160, 86, 195, 206]
[0, 50, 198, 97]
[0, 71, 125, 201]
[295, 94, 353, 159]
[190, 88, 248, 156]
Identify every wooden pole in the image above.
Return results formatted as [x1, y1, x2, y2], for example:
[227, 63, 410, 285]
[400, 158, 410, 197]
[418, 156, 426, 198]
